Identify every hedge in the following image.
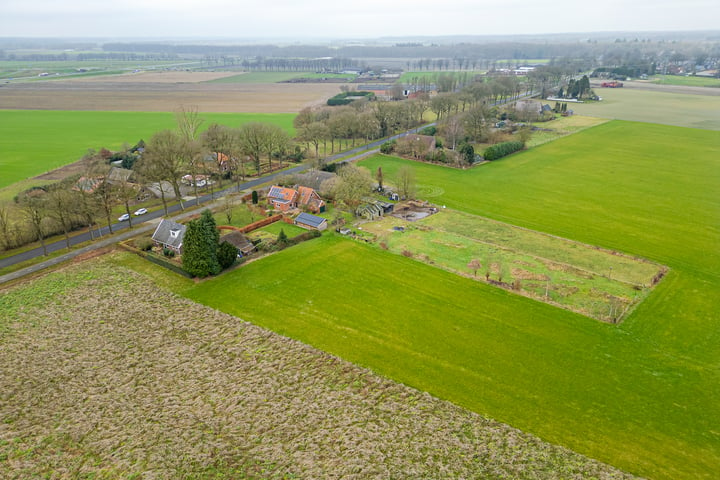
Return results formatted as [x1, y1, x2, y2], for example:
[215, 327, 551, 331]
[327, 91, 375, 106]
[483, 141, 524, 161]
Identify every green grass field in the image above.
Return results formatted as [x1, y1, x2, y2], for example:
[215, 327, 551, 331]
[181, 121, 720, 479]
[362, 209, 663, 322]
[648, 74, 720, 88]
[0, 60, 202, 81]
[206, 72, 306, 83]
[572, 88, 720, 130]
[399, 71, 485, 83]
[0, 110, 296, 190]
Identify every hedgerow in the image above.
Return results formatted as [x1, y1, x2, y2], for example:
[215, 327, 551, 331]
[483, 141, 524, 161]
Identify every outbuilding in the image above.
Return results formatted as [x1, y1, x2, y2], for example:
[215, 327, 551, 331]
[294, 212, 328, 231]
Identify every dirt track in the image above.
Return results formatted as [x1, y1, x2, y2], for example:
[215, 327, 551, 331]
[0, 78, 343, 113]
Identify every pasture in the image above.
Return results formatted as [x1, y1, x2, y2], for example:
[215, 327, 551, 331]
[573, 87, 720, 129]
[0, 257, 637, 479]
[361, 208, 664, 322]
[181, 121, 720, 479]
[0, 110, 296, 190]
[648, 74, 720, 88]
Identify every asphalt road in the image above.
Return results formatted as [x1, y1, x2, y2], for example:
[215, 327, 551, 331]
[0, 90, 539, 283]
[0, 129, 423, 284]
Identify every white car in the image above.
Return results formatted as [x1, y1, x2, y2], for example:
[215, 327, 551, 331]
[118, 213, 130, 222]
[133, 208, 148, 216]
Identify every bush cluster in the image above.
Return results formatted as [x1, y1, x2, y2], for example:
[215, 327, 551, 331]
[327, 91, 375, 106]
[483, 141, 524, 161]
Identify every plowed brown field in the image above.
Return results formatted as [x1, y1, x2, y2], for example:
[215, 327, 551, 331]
[0, 71, 342, 113]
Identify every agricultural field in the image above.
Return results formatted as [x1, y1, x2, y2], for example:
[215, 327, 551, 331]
[399, 70, 485, 83]
[0, 110, 296, 190]
[360, 208, 665, 322]
[647, 74, 720, 88]
[179, 121, 720, 479]
[576, 86, 720, 129]
[0, 258, 636, 479]
[0, 77, 342, 113]
[0, 60, 203, 81]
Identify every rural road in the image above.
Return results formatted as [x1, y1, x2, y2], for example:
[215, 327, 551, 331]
[0, 129, 422, 285]
[1, 89, 542, 284]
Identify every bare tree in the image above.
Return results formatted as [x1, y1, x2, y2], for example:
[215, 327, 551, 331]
[16, 192, 49, 256]
[45, 186, 79, 250]
[330, 164, 373, 209]
[144, 130, 188, 211]
[441, 115, 465, 151]
[0, 202, 13, 251]
[298, 122, 329, 161]
[238, 122, 270, 175]
[467, 259, 482, 277]
[396, 165, 417, 200]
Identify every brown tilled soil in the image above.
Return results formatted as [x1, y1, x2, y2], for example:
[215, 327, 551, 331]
[0, 81, 341, 113]
[0, 256, 640, 479]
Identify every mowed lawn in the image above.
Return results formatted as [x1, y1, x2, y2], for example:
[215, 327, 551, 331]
[0, 110, 295, 189]
[185, 120, 720, 479]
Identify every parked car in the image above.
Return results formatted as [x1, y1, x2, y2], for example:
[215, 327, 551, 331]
[133, 208, 148, 216]
[118, 213, 130, 222]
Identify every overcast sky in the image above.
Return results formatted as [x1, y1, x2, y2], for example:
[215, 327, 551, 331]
[1, 0, 718, 39]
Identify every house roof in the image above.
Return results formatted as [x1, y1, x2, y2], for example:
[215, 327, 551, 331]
[297, 186, 325, 207]
[152, 218, 186, 249]
[295, 212, 327, 228]
[106, 167, 134, 184]
[268, 185, 298, 204]
[73, 176, 104, 194]
[221, 231, 255, 254]
[403, 134, 436, 149]
[294, 171, 336, 190]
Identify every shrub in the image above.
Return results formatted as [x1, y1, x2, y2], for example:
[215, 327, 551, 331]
[217, 241, 238, 270]
[162, 248, 175, 258]
[483, 141, 524, 161]
[136, 237, 154, 251]
[419, 126, 437, 136]
[380, 140, 396, 154]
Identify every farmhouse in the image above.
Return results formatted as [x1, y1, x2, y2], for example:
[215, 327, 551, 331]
[267, 185, 299, 211]
[267, 185, 326, 213]
[294, 212, 327, 231]
[151, 218, 187, 254]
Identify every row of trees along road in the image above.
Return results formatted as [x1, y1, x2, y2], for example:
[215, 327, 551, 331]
[0, 68, 570, 255]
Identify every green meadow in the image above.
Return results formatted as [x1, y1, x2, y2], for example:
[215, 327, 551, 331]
[572, 88, 720, 130]
[649, 74, 720, 88]
[0, 110, 296, 189]
[182, 121, 720, 479]
[206, 72, 306, 83]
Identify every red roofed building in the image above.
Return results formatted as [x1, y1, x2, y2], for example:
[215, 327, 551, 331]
[267, 186, 299, 212]
[267, 185, 326, 213]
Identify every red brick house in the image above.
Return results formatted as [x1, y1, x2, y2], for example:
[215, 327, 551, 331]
[268, 185, 326, 213]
